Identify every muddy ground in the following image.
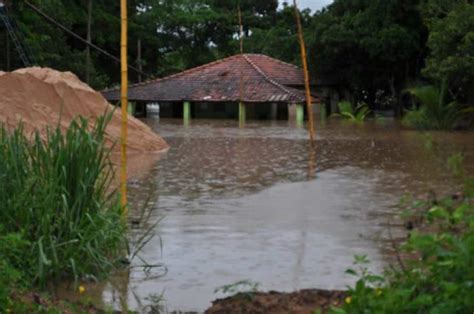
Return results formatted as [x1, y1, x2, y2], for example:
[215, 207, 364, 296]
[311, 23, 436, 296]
[205, 289, 346, 314]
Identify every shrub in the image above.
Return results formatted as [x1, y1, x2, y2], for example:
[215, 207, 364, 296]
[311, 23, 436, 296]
[333, 184, 474, 313]
[403, 83, 473, 130]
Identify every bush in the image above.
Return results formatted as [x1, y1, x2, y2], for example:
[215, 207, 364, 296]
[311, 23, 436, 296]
[0, 115, 127, 288]
[333, 185, 474, 313]
[403, 84, 473, 130]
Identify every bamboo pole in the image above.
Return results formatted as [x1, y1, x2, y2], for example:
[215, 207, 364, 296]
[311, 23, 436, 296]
[238, 4, 245, 127]
[120, 0, 128, 214]
[293, 0, 315, 143]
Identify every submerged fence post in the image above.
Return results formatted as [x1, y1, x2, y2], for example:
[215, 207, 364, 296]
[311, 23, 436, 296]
[239, 102, 246, 127]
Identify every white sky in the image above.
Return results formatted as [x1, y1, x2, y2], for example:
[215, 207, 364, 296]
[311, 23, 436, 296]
[280, 0, 333, 12]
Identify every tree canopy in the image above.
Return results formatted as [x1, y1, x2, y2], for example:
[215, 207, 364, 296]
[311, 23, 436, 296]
[0, 0, 473, 107]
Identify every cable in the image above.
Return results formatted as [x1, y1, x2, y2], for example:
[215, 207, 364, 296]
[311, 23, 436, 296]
[23, 0, 151, 79]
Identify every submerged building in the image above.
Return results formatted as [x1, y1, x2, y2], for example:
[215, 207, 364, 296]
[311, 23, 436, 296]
[102, 53, 342, 121]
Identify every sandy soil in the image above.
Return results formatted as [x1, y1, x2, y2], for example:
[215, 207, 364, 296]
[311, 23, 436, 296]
[0, 67, 168, 154]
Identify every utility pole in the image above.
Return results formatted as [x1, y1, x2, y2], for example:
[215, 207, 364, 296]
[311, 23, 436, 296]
[137, 39, 142, 83]
[6, 31, 10, 70]
[120, 0, 128, 214]
[238, 4, 246, 127]
[85, 0, 92, 84]
[293, 0, 315, 143]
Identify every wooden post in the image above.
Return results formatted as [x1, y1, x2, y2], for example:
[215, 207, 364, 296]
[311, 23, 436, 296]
[120, 0, 128, 212]
[293, 0, 315, 142]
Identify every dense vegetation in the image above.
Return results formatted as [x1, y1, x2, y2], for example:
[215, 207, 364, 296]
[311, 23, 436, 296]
[333, 151, 474, 313]
[0, 116, 127, 312]
[1, 0, 472, 114]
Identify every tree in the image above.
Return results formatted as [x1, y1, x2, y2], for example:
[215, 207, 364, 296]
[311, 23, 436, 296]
[421, 1, 474, 104]
[307, 0, 427, 113]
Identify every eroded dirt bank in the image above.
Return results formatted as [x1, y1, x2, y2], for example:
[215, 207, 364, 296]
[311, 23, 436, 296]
[206, 289, 346, 314]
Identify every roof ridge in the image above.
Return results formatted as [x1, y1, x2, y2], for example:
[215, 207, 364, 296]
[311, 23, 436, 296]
[247, 53, 300, 70]
[102, 54, 242, 93]
[242, 54, 298, 99]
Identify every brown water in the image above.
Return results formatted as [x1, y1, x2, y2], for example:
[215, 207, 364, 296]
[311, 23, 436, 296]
[77, 118, 474, 312]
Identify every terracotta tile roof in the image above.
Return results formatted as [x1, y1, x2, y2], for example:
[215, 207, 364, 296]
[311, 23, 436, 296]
[102, 54, 315, 103]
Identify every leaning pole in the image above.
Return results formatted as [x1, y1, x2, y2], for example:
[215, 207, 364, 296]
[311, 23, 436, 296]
[293, 0, 315, 143]
[120, 0, 129, 216]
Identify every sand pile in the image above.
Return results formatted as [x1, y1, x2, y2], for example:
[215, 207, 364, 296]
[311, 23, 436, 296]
[0, 67, 168, 153]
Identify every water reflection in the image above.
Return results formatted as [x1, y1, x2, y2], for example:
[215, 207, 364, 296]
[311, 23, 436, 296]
[79, 119, 474, 312]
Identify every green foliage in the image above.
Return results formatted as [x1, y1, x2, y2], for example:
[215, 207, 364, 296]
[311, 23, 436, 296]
[0, 115, 127, 288]
[307, 0, 426, 109]
[422, 1, 474, 103]
[336, 101, 371, 122]
[403, 84, 471, 130]
[332, 163, 474, 313]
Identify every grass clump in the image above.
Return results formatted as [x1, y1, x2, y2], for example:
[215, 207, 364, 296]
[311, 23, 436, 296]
[0, 115, 127, 310]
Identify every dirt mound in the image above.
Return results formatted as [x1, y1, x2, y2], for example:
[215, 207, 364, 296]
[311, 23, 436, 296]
[206, 289, 346, 314]
[0, 67, 168, 153]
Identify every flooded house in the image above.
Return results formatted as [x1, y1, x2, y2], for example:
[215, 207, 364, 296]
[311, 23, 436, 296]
[102, 53, 343, 122]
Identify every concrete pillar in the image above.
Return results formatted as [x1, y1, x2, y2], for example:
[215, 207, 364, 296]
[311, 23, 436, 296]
[270, 103, 278, 120]
[288, 103, 304, 127]
[127, 102, 135, 116]
[330, 91, 339, 115]
[239, 102, 246, 127]
[296, 104, 304, 125]
[183, 101, 191, 124]
[288, 103, 297, 121]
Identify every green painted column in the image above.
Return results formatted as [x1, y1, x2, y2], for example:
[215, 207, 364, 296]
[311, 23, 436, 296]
[239, 102, 246, 127]
[183, 101, 191, 124]
[127, 102, 135, 116]
[296, 104, 304, 126]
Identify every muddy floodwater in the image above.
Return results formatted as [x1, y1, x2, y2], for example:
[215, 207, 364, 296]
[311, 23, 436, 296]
[80, 118, 474, 312]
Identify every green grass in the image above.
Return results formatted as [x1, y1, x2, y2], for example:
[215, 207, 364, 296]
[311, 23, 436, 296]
[0, 114, 128, 297]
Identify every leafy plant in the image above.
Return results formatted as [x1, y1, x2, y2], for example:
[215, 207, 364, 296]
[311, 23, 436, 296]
[335, 101, 371, 123]
[403, 83, 472, 130]
[332, 173, 474, 313]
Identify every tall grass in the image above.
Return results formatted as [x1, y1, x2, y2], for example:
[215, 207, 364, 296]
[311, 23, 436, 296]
[0, 115, 127, 287]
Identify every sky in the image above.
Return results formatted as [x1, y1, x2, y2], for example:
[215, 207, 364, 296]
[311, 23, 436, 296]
[280, 0, 333, 12]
